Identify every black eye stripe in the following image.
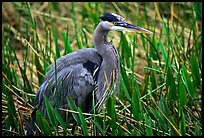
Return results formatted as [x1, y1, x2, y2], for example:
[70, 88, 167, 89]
[115, 22, 127, 26]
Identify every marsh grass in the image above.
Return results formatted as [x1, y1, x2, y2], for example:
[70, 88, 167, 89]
[2, 2, 202, 136]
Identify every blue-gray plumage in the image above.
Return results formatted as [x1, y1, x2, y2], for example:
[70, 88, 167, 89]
[33, 48, 103, 118]
[27, 12, 152, 134]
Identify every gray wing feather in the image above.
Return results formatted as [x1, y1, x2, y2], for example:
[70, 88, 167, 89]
[46, 48, 101, 79]
[34, 64, 95, 116]
[33, 48, 102, 118]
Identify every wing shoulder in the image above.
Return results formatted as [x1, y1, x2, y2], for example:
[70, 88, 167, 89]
[47, 48, 101, 75]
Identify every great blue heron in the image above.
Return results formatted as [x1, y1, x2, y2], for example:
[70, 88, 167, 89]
[27, 12, 152, 134]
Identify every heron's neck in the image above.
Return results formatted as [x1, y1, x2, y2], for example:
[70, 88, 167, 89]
[93, 22, 109, 55]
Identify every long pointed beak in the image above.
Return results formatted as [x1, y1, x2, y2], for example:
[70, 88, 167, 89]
[118, 22, 153, 34]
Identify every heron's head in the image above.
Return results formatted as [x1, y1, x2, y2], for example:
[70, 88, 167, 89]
[100, 12, 152, 34]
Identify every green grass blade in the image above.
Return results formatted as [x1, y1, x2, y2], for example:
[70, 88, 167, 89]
[53, 26, 60, 59]
[166, 67, 177, 100]
[44, 86, 68, 134]
[120, 73, 131, 101]
[76, 36, 83, 49]
[178, 77, 187, 108]
[4, 86, 18, 130]
[53, 109, 67, 134]
[179, 110, 186, 135]
[181, 63, 195, 99]
[120, 33, 131, 68]
[92, 121, 105, 136]
[52, 2, 59, 11]
[131, 85, 142, 121]
[67, 96, 80, 124]
[150, 71, 157, 91]
[190, 55, 201, 88]
[11, 43, 33, 94]
[36, 110, 53, 136]
[25, 2, 35, 27]
[44, 95, 58, 129]
[158, 37, 169, 67]
[35, 54, 45, 85]
[106, 96, 117, 135]
[193, 2, 202, 21]
[63, 29, 73, 55]
[194, 125, 202, 136]
[144, 113, 153, 136]
[77, 107, 89, 136]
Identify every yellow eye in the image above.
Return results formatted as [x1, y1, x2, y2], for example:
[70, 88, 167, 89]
[113, 22, 117, 25]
